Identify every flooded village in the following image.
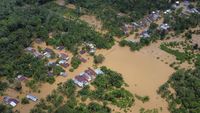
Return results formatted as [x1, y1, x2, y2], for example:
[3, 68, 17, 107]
[1, 0, 200, 113]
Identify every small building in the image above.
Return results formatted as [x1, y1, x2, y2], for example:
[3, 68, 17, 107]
[33, 51, 43, 59]
[16, 75, 28, 81]
[25, 47, 36, 53]
[79, 56, 87, 63]
[79, 50, 86, 55]
[58, 60, 69, 68]
[60, 72, 67, 77]
[175, 1, 180, 6]
[43, 48, 54, 58]
[164, 9, 172, 14]
[95, 68, 104, 75]
[80, 73, 92, 82]
[159, 23, 170, 31]
[86, 43, 96, 54]
[73, 76, 89, 87]
[47, 62, 57, 67]
[58, 53, 69, 60]
[47, 71, 54, 77]
[26, 94, 38, 102]
[3, 96, 19, 107]
[56, 46, 65, 50]
[140, 31, 150, 38]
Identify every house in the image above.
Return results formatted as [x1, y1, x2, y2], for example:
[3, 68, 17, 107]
[60, 72, 67, 77]
[47, 71, 54, 77]
[3, 96, 19, 107]
[186, 8, 200, 14]
[25, 47, 44, 59]
[43, 48, 54, 58]
[25, 47, 36, 53]
[86, 43, 96, 54]
[73, 76, 89, 87]
[184, 0, 190, 6]
[56, 46, 65, 50]
[79, 56, 87, 63]
[159, 23, 170, 31]
[26, 94, 38, 102]
[140, 30, 150, 38]
[175, 1, 180, 6]
[58, 60, 69, 68]
[58, 53, 69, 60]
[80, 72, 92, 82]
[95, 68, 104, 75]
[43, 52, 51, 58]
[164, 9, 172, 14]
[47, 62, 57, 67]
[33, 51, 43, 59]
[16, 75, 28, 81]
[79, 50, 86, 55]
[73, 68, 104, 87]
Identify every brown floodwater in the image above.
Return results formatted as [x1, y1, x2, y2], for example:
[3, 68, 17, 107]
[98, 44, 174, 113]
[10, 41, 175, 113]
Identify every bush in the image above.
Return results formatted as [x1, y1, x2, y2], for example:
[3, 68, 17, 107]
[94, 54, 105, 64]
[21, 97, 29, 104]
[71, 56, 81, 69]
[46, 77, 55, 84]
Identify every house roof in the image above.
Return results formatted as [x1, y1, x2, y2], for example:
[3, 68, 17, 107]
[56, 46, 65, 50]
[79, 57, 87, 63]
[59, 53, 69, 59]
[44, 48, 54, 53]
[26, 94, 37, 101]
[17, 75, 27, 81]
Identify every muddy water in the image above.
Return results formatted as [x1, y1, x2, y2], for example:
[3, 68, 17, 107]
[11, 41, 175, 113]
[98, 44, 174, 113]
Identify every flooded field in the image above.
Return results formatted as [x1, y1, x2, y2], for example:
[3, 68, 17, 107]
[99, 44, 174, 113]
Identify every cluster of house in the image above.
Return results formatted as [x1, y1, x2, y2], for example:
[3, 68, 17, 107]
[3, 96, 19, 107]
[3, 94, 37, 107]
[73, 68, 104, 87]
[186, 7, 200, 14]
[123, 10, 161, 35]
[139, 23, 170, 39]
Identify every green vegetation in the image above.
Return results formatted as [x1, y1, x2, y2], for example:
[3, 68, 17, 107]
[0, 104, 13, 113]
[0, 81, 8, 92]
[67, 0, 172, 36]
[21, 97, 29, 104]
[158, 68, 200, 113]
[94, 54, 105, 64]
[140, 107, 159, 113]
[135, 94, 150, 103]
[71, 56, 81, 69]
[58, 79, 76, 98]
[105, 89, 134, 108]
[160, 41, 200, 64]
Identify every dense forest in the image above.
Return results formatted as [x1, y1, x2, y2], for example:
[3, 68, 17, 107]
[66, 0, 173, 36]
[158, 68, 200, 113]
